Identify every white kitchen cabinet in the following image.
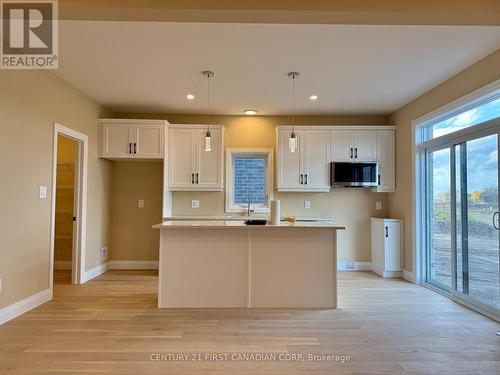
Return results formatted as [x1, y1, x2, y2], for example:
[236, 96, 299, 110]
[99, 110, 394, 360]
[99, 119, 166, 159]
[331, 129, 377, 162]
[374, 130, 396, 193]
[276, 127, 330, 192]
[168, 125, 224, 191]
[371, 218, 402, 277]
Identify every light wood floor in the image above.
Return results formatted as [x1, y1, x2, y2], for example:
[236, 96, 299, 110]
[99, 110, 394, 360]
[1, 270, 499, 374]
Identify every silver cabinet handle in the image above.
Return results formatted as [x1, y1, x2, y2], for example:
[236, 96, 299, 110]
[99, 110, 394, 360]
[493, 212, 499, 230]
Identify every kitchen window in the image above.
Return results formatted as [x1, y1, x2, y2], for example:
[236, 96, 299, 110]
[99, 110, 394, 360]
[225, 149, 273, 213]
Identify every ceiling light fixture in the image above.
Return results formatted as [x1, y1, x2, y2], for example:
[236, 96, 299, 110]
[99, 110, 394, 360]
[309, 95, 318, 101]
[203, 71, 214, 152]
[244, 110, 257, 115]
[186, 94, 195, 100]
[288, 72, 299, 153]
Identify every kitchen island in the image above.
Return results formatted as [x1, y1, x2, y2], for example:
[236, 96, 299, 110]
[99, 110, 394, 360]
[153, 221, 345, 308]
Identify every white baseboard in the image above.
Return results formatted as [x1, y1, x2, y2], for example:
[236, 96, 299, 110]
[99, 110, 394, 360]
[0, 288, 51, 325]
[108, 260, 159, 270]
[403, 269, 416, 283]
[54, 260, 72, 270]
[337, 261, 372, 271]
[82, 262, 109, 283]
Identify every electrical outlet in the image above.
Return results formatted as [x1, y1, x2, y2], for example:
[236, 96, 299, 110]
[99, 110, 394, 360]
[345, 262, 355, 270]
[39, 186, 47, 199]
[304, 200, 311, 210]
[191, 200, 200, 209]
[138, 199, 145, 208]
[376, 201, 382, 210]
[101, 247, 108, 261]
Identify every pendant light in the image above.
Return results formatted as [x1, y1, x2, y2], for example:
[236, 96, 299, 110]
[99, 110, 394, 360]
[203, 70, 214, 152]
[288, 72, 299, 153]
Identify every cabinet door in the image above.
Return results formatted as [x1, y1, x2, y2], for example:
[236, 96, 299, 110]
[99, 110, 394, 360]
[134, 124, 164, 159]
[303, 129, 330, 191]
[101, 123, 134, 158]
[375, 130, 395, 192]
[384, 222, 401, 272]
[353, 130, 377, 161]
[195, 128, 223, 190]
[277, 129, 302, 190]
[371, 219, 385, 276]
[331, 130, 353, 161]
[168, 128, 196, 189]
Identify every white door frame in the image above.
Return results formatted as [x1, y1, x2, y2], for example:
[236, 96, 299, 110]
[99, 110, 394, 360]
[49, 123, 88, 293]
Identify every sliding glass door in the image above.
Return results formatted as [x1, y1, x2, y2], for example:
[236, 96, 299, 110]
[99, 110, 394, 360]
[454, 134, 499, 309]
[425, 129, 500, 314]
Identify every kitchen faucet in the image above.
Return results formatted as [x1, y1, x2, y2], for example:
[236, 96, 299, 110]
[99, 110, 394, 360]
[246, 192, 254, 216]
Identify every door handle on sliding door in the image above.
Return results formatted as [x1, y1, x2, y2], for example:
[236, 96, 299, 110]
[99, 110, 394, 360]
[493, 212, 499, 230]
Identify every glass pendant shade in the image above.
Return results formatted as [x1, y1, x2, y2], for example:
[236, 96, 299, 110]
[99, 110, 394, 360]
[205, 130, 212, 152]
[289, 131, 297, 153]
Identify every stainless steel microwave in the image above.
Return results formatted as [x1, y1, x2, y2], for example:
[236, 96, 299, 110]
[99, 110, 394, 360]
[330, 162, 378, 188]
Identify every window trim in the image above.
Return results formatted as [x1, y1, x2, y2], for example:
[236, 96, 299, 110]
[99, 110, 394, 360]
[225, 148, 274, 213]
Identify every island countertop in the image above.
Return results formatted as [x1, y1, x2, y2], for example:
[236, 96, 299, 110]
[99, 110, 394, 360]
[153, 220, 345, 229]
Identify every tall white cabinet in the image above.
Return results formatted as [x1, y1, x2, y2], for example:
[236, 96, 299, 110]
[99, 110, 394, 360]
[371, 218, 403, 278]
[168, 124, 224, 191]
[99, 119, 167, 159]
[277, 127, 330, 192]
[375, 130, 396, 192]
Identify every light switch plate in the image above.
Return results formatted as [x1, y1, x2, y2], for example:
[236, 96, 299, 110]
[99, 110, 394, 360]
[39, 186, 47, 199]
[304, 200, 311, 210]
[101, 247, 108, 261]
[191, 200, 200, 209]
[376, 201, 382, 210]
[138, 199, 145, 208]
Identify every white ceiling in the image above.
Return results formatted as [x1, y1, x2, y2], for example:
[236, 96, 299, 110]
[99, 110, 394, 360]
[55, 22, 500, 115]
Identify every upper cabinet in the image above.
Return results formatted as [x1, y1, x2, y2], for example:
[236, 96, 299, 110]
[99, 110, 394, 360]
[277, 127, 330, 192]
[277, 125, 395, 193]
[331, 129, 377, 162]
[168, 125, 224, 191]
[99, 119, 167, 159]
[374, 130, 396, 193]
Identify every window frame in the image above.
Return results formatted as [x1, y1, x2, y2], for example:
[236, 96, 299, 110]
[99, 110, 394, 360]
[225, 148, 274, 214]
[411, 79, 500, 320]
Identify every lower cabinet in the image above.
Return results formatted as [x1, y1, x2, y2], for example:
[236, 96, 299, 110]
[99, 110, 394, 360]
[371, 218, 403, 277]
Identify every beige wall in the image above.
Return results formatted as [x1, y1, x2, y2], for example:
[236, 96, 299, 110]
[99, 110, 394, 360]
[110, 161, 163, 261]
[0, 70, 111, 309]
[389, 48, 500, 272]
[113, 113, 390, 262]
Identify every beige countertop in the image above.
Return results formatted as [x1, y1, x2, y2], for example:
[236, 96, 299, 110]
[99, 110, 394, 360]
[153, 220, 345, 229]
[162, 215, 336, 222]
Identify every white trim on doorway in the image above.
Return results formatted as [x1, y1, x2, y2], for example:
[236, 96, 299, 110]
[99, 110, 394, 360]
[50, 123, 88, 294]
